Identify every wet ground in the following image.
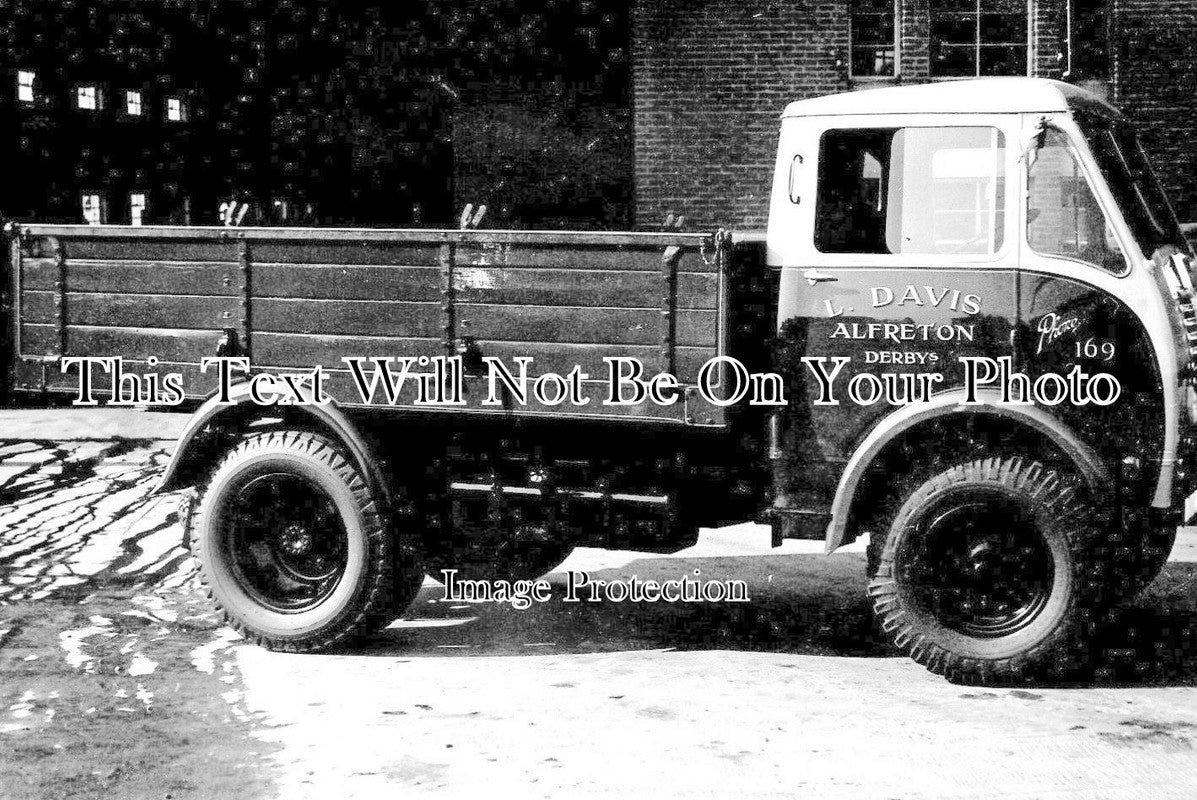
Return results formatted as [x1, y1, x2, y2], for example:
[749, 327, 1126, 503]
[2, 417, 1197, 798]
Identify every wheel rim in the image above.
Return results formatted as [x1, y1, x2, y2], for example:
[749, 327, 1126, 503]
[897, 490, 1054, 639]
[220, 471, 349, 614]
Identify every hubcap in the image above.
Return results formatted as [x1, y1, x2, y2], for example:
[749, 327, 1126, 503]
[220, 472, 348, 613]
[898, 491, 1054, 639]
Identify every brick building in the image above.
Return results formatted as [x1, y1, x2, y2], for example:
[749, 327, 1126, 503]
[633, 0, 1197, 228]
[1, 1, 1195, 229]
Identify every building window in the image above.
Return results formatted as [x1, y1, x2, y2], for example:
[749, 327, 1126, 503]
[129, 192, 147, 226]
[126, 90, 142, 116]
[814, 126, 1006, 255]
[81, 193, 106, 225]
[76, 85, 100, 111]
[850, 0, 898, 78]
[930, 0, 1029, 78]
[165, 96, 186, 122]
[17, 70, 35, 103]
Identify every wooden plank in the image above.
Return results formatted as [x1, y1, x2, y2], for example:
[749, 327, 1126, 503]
[676, 311, 719, 349]
[456, 305, 717, 348]
[254, 299, 443, 338]
[22, 258, 240, 295]
[252, 242, 439, 267]
[253, 263, 442, 301]
[252, 332, 441, 368]
[22, 291, 237, 330]
[35, 239, 238, 263]
[17, 224, 713, 249]
[7, 360, 699, 424]
[474, 342, 715, 382]
[20, 324, 222, 363]
[454, 243, 717, 273]
[250, 333, 714, 382]
[452, 268, 717, 309]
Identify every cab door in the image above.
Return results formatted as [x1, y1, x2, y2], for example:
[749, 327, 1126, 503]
[767, 113, 1021, 510]
[1015, 114, 1166, 484]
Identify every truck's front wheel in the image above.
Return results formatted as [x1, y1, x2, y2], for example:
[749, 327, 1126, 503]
[868, 457, 1098, 683]
[191, 431, 419, 652]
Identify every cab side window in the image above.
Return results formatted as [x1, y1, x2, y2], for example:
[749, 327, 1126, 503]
[814, 126, 1006, 256]
[1027, 128, 1125, 272]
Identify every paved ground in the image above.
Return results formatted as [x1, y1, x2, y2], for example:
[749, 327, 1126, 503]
[2, 409, 1197, 798]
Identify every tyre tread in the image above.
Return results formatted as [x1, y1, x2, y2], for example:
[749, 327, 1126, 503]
[190, 430, 411, 654]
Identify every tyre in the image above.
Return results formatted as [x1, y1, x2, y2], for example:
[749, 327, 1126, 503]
[867, 456, 1099, 683]
[191, 430, 420, 652]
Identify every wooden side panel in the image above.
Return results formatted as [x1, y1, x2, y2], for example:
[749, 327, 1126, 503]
[456, 305, 716, 348]
[252, 332, 440, 368]
[253, 264, 441, 301]
[8, 225, 726, 424]
[254, 299, 442, 339]
[36, 238, 237, 263]
[22, 292, 238, 330]
[251, 242, 438, 267]
[22, 324, 220, 363]
[452, 268, 717, 309]
[22, 259, 239, 295]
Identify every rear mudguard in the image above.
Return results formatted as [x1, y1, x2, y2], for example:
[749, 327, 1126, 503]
[153, 381, 390, 506]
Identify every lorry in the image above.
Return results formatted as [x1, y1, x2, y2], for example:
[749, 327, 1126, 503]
[2, 77, 1194, 683]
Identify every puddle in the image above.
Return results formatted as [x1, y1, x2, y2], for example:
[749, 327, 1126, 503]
[130, 594, 180, 623]
[0, 441, 193, 603]
[59, 615, 114, 673]
[128, 653, 158, 676]
[190, 628, 243, 675]
[135, 683, 154, 712]
[9, 689, 36, 719]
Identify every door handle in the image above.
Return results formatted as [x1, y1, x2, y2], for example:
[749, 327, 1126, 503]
[803, 269, 838, 286]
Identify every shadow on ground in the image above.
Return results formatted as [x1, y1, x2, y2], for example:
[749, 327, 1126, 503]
[353, 550, 1197, 688]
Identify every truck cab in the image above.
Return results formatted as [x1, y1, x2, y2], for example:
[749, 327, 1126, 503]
[767, 77, 1197, 681]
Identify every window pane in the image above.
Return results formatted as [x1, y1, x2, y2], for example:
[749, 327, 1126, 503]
[979, 45, 1026, 75]
[129, 193, 147, 226]
[852, 16, 895, 45]
[981, 13, 1027, 43]
[933, 0, 979, 12]
[76, 86, 97, 110]
[850, 1, 897, 78]
[17, 70, 34, 102]
[82, 194, 104, 225]
[931, 14, 978, 44]
[815, 130, 894, 253]
[815, 127, 1006, 256]
[931, 44, 978, 77]
[853, 47, 896, 76]
[982, 0, 1027, 14]
[1027, 129, 1124, 272]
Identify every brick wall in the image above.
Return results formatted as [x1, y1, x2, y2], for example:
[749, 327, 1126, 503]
[631, 0, 849, 229]
[1113, 1, 1197, 220]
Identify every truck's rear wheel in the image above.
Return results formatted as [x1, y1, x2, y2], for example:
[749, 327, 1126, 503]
[868, 456, 1098, 683]
[191, 430, 419, 652]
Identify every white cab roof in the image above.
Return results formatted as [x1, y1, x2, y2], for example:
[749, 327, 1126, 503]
[782, 78, 1119, 119]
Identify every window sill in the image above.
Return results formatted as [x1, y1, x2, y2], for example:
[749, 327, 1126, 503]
[848, 77, 901, 91]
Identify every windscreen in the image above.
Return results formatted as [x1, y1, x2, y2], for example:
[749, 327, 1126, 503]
[1074, 111, 1190, 257]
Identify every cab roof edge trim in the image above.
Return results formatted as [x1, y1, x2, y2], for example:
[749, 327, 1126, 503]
[781, 78, 1121, 120]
